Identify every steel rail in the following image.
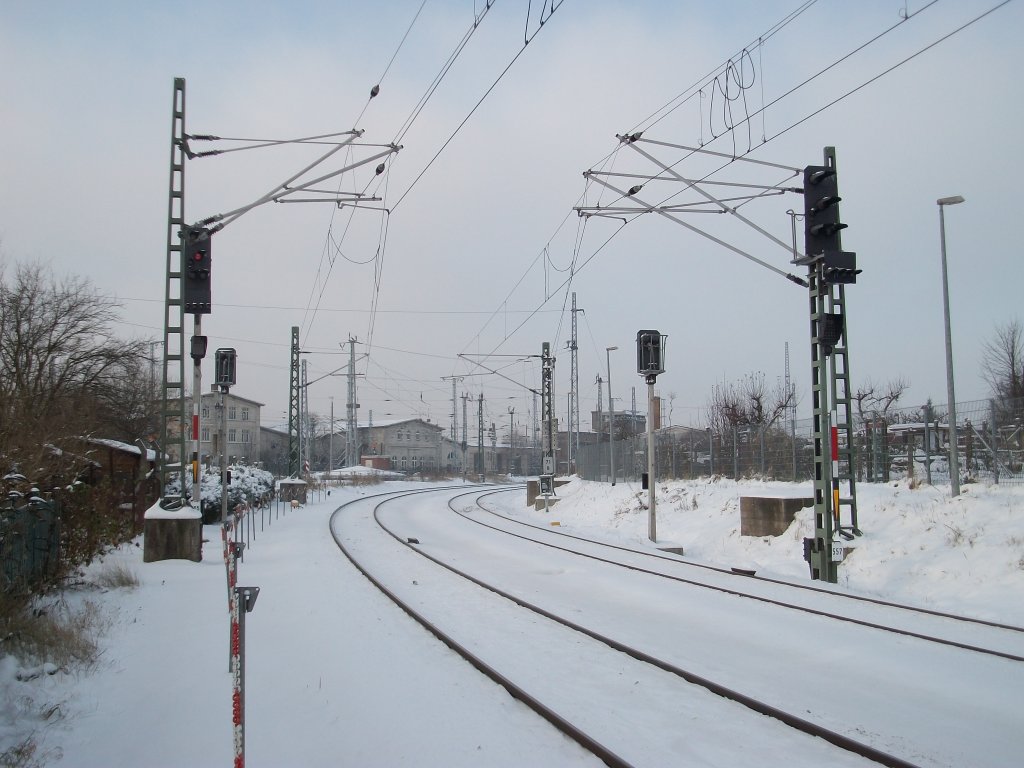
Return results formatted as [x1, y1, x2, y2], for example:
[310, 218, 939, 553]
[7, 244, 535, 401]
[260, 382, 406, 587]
[356, 486, 923, 768]
[329, 484, 635, 768]
[473, 487, 1024, 635]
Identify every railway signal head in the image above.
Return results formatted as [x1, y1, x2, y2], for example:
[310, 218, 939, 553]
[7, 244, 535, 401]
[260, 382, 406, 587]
[803, 164, 847, 258]
[822, 251, 862, 285]
[182, 226, 212, 314]
[636, 330, 666, 381]
[803, 149, 859, 284]
[215, 347, 237, 391]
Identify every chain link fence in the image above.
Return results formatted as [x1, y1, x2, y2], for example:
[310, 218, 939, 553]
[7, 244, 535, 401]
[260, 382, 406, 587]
[576, 396, 1024, 486]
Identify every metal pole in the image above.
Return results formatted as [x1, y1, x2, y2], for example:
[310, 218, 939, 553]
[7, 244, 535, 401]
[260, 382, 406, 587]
[937, 196, 964, 496]
[478, 393, 484, 482]
[707, 428, 713, 475]
[508, 406, 515, 476]
[191, 318, 202, 510]
[232, 585, 259, 768]
[924, 402, 933, 486]
[220, 388, 229, 523]
[647, 378, 657, 541]
[607, 346, 618, 486]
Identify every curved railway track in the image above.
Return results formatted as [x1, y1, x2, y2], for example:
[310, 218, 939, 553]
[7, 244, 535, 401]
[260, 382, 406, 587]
[327, 484, 1023, 768]
[457, 487, 1024, 662]
[331, 485, 633, 768]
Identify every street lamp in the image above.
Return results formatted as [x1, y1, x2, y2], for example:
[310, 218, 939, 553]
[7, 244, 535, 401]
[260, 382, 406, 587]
[937, 195, 965, 497]
[606, 346, 618, 485]
[508, 406, 515, 476]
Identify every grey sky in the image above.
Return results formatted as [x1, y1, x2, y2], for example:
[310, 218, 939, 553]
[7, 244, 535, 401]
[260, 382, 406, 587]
[2, 1, 1021, 437]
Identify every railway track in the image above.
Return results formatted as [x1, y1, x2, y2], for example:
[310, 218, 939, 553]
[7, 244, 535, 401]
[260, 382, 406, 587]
[330, 484, 1021, 767]
[460, 487, 1024, 662]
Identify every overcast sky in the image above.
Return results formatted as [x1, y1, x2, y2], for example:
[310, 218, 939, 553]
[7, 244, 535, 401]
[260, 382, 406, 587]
[2, 1, 1021, 439]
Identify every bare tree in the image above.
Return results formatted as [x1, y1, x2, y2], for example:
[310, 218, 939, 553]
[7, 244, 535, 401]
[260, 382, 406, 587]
[0, 261, 150, 473]
[705, 372, 796, 432]
[981, 319, 1024, 403]
[853, 378, 909, 424]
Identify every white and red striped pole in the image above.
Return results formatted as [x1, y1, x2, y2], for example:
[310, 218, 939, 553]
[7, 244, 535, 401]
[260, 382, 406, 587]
[830, 408, 840, 532]
[231, 585, 258, 768]
[230, 581, 243, 766]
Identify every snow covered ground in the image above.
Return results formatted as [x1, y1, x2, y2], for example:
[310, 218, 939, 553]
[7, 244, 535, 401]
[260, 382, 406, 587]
[525, 476, 1024, 626]
[1, 476, 1021, 766]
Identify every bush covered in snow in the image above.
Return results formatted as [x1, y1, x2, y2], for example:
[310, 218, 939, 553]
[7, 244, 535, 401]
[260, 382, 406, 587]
[163, 464, 274, 521]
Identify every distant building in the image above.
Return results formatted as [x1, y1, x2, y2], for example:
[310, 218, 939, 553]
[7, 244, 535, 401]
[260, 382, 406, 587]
[361, 418, 444, 473]
[591, 410, 647, 438]
[195, 388, 264, 466]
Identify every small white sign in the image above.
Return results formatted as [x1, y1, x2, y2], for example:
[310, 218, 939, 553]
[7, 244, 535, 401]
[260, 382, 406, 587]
[831, 542, 845, 562]
[542, 456, 555, 474]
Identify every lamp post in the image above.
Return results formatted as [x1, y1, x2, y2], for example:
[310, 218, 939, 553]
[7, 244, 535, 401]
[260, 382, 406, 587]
[937, 195, 965, 497]
[508, 406, 515, 476]
[606, 346, 618, 485]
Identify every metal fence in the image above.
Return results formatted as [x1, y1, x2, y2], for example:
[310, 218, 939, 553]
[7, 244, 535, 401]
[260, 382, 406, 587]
[575, 396, 1024, 486]
[1, 495, 61, 593]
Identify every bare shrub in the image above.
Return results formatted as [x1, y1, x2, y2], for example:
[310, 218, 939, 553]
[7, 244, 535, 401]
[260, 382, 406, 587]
[0, 594, 105, 670]
[0, 735, 56, 768]
[348, 474, 384, 487]
[93, 562, 138, 590]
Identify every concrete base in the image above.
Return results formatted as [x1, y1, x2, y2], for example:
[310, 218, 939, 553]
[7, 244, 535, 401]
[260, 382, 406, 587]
[526, 478, 571, 507]
[278, 480, 308, 505]
[143, 517, 202, 562]
[534, 497, 560, 512]
[740, 496, 813, 537]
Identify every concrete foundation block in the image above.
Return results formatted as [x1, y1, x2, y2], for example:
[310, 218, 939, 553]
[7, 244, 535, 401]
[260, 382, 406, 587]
[526, 478, 570, 507]
[740, 496, 813, 537]
[143, 517, 203, 562]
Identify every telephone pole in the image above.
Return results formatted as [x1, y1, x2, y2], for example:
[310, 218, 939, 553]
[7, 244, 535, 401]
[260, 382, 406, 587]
[461, 392, 469, 481]
[477, 393, 485, 482]
[508, 406, 516, 475]
[288, 326, 300, 476]
[540, 342, 556, 506]
[442, 376, 464, 474]
[346, 337, 358, 468]
[567, 292, 583, 472]
[300, 359, 309, 475]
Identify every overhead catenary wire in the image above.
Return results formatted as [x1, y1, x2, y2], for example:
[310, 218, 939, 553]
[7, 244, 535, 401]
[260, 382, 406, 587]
[455, 0, 1009, 373]
[302, 2, 431, 347]
[306, 1, 565, 365]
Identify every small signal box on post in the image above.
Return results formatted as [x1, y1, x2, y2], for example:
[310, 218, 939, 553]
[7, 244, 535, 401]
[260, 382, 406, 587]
[636, 330, 666, 382]
[215, 348, 237, 392]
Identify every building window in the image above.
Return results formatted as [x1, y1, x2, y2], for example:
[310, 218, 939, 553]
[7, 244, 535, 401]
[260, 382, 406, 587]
[228, 406, 237, 420]
[201, 406, 210, 418]
[397, 432, 402, 440]
[241, 430, 250, 444]
[241, 407, 249, 421]
[401, 456, 407, 468]
[229, 429, 237, 443]
[201, 428, 210, 442]
[415, 432, 420, 442]
[391, 456, 397, 466]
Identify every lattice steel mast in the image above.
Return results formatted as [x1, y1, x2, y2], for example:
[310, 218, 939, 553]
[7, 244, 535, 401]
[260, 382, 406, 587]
[159, 78, 189, 506]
